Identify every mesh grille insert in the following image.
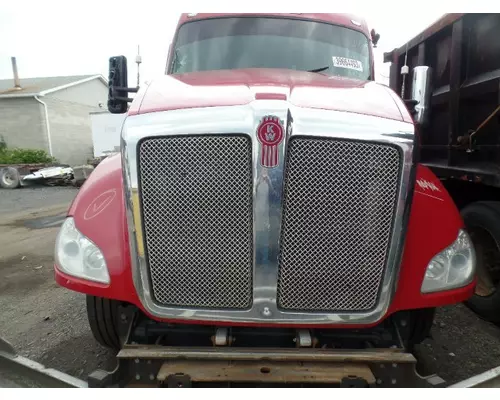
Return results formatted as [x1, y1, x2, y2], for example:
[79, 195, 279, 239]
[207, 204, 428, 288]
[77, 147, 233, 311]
[277, 138, 401, 312]
[139, 135, 253, 309]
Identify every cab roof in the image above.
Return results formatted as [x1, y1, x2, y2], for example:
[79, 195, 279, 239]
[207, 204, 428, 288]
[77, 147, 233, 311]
[177, 13, 371, 38]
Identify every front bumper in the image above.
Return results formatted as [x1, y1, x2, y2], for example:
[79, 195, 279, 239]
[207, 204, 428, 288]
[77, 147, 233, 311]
[89, 344, 438, 388]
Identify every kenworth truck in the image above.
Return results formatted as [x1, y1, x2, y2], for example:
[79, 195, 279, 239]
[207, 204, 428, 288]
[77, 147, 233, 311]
[48, 13, 479, 387]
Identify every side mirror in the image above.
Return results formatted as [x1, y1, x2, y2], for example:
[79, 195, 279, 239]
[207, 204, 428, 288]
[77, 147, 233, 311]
[108, 56, 137, 114]
[410, 66, 432, 127]
[370, 29, 380, 48]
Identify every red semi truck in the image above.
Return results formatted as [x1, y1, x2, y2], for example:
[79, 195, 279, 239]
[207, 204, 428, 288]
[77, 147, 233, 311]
[384, 13, 500, 324]
[51, 13, 477, 387]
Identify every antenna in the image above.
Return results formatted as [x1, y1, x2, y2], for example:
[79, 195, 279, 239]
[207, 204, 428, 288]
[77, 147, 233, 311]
[135, 45, 142, 88]
[400, 43, 409, 99]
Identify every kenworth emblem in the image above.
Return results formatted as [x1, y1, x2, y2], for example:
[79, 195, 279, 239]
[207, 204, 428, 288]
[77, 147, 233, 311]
[257, 115, 284, 168]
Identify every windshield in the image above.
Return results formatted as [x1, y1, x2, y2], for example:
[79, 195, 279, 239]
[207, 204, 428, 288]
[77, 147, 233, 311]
[171, 17, 372, 81]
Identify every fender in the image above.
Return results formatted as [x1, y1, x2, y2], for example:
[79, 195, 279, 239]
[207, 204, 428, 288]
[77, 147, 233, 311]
[55, 154, 139, 306]
[391, 165, 475, 311]
[55, 156, 475, 325]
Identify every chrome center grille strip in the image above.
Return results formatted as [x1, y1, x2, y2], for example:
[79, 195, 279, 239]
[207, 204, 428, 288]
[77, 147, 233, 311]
[277, 138, 401, 312]
[138, 135, 253, 309]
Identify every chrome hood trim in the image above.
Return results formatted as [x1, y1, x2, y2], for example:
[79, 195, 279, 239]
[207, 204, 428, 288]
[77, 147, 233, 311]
[121, 102, 415, 325]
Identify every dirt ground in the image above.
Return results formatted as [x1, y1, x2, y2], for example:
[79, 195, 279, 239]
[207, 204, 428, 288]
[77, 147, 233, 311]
[0, 187, 117, 380]
[1, 186, 500, 386]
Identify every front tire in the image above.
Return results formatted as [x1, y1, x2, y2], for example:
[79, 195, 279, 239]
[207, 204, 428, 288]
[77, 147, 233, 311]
[86, 295, 122, 350]
[461, 202, 500, 325]
[406, 308, 435, 351]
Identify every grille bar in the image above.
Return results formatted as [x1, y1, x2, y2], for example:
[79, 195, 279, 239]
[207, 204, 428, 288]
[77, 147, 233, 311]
[138, 135, 253, 309]
[277, 138, 401, 312]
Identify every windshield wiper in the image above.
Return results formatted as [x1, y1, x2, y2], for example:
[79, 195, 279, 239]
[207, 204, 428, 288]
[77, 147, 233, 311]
[308, 66, 330, 73]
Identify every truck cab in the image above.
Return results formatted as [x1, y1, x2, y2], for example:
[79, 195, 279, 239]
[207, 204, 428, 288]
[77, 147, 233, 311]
[54, 13, 476, 387]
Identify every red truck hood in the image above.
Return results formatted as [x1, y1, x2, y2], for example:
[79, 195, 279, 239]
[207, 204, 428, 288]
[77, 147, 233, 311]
[129, 68, 412, 123]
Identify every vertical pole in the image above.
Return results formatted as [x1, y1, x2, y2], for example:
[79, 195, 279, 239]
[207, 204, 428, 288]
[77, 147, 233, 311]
[448, 19, 463, 166]
[417, 42, 426, 66]
[11, 57, 21, 88]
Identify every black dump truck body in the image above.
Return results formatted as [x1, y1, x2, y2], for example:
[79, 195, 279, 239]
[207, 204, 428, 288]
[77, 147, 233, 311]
[385, 13, 500, 324]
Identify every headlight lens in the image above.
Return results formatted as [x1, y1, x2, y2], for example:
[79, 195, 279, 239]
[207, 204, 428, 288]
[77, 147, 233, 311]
[55, 217, 110, 284]
[421, 229, 476, 293]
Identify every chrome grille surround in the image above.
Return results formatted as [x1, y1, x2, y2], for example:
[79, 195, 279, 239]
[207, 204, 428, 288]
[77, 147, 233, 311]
[121, 103, 415, 325]
[277, 138, 401, 312]
[138, 135, 253, 309]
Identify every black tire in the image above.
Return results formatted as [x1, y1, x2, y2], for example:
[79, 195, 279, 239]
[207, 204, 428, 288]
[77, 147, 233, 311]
[86, 295, 122, 350]
[0, 167, 21, 189]
[461, 202, 500, 324]
[407, 308, 435, 351]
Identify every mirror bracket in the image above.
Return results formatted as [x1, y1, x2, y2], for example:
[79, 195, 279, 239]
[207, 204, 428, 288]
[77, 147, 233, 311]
[410, 66, 432, 127]
[403, 99, 419, 118]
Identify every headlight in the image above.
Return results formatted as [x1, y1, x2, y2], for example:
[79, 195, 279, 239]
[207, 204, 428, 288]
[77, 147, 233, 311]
[421, 229, 475, 293]
[55, 217, 110, 284]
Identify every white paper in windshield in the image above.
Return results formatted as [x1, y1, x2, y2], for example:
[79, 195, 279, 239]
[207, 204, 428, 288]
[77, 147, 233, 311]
[332, 56, 363, 72]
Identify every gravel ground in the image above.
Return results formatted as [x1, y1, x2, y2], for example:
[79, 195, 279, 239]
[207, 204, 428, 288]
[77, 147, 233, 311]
[0, 185, 79, 214]
[1, 186, 500, 387]
[415, 305, 500, 384]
